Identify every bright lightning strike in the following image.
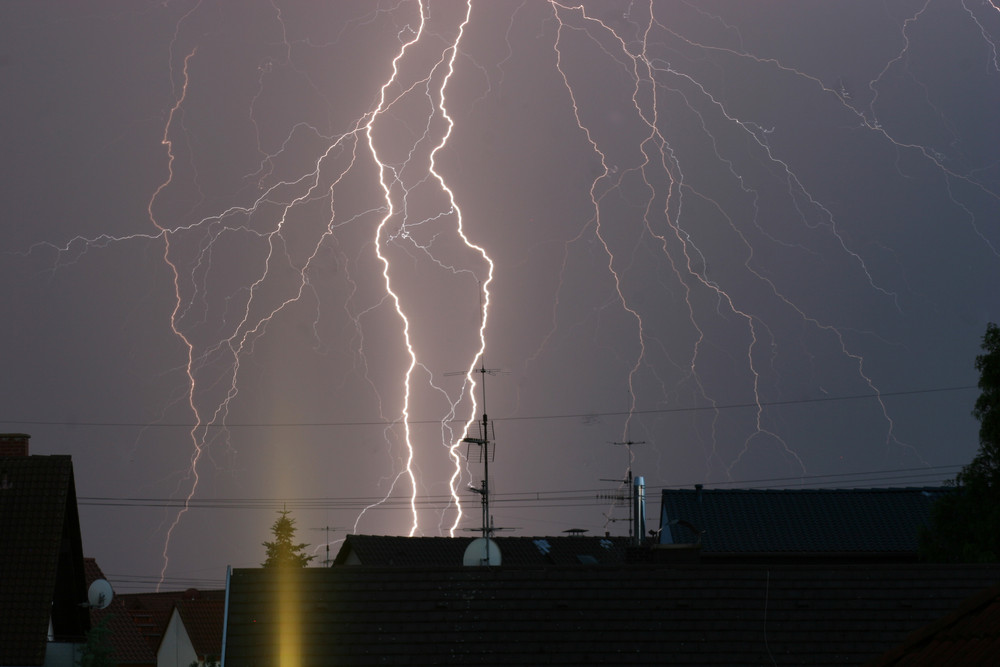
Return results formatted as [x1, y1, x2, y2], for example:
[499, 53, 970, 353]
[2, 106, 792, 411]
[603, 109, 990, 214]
[3, 1, 998, 586]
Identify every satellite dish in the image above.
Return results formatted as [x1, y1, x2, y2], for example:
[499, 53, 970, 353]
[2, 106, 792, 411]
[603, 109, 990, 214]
[463, 537, 502, 566]
[87, 579, 114, 610]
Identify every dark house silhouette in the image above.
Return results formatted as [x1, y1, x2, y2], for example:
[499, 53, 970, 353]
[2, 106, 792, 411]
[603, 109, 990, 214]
[222, 486, 1000, 664]
[659, 486, 949, 561]
[222, 561, 1000, 665]
[0, 434, 89, 666]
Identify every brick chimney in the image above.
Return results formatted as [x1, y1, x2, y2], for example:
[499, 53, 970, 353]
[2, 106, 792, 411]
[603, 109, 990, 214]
[0, 433, 30, 457]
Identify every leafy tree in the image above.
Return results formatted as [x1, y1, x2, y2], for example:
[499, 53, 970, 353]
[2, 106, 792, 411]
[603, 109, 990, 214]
[261, 508, 315, 568]
[920, 322, 1000, 562]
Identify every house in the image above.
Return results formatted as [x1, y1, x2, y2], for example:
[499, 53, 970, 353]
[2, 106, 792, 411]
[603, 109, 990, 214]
[222, 484, 1000, 664]
[865, 582, 1000, 666]
[222, 561, 1000, 665]
[110, 588, 225, 667]
[658, 486, 949, 561]
[0, 433, 90, 667]
[158, 593, 224, 667]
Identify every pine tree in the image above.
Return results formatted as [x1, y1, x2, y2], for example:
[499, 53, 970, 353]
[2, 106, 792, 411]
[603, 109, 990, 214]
[261, 508, 315, 568]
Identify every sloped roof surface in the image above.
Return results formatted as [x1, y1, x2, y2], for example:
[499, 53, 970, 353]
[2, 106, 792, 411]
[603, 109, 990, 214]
[119, 588, 225, 653]
[660, 487, 948, 553]
[176, 599, 225, 660]
[84, 558, 157, 666]
[866, 583, 1000, 666]
[335, 534, 631, 566]
[0, 455, 78, 665]
[225, 563, 1000, 666]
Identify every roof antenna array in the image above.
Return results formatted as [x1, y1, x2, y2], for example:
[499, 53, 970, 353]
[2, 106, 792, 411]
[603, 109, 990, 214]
[310, 525, 342, 567]
[598, 401, 645, 544]
[445, 285, 507, 546]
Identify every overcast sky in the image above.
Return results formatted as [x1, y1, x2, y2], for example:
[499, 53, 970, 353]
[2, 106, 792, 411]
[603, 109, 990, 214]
[2, 0, 998, 591]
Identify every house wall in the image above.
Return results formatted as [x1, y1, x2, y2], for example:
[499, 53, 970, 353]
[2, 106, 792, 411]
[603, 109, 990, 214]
[42, 641, 81, 667]
[158, 608, 198, 667]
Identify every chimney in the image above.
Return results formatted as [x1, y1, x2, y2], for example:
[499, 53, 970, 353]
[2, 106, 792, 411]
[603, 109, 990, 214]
[0, 433, 30, 457]
[633, 475, 646, 546]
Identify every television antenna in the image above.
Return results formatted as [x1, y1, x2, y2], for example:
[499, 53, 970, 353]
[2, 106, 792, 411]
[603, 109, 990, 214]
[444, 287, 507, 542]
[310, 525, 342, 567]
[598, 437, 645, 542]
[448, 360, 507, 542]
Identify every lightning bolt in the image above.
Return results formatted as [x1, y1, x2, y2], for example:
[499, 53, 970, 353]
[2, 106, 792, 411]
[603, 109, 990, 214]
[148, 46, 203, 589]
[538, 0, 998, 500]
[10, 0, 998, 579]
[360, 0, 493, 537]
[141, 1, 493, 580]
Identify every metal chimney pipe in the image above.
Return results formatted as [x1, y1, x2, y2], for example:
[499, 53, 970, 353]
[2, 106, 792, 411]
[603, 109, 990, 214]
[633, 476, 646, 546]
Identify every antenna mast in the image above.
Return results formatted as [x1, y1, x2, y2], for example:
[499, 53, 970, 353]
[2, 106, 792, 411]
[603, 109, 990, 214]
[310, 525, 340, 567]
[463, 363, 498, 540]
[450, 286, 505, 541]
[598, 437, 644, 542]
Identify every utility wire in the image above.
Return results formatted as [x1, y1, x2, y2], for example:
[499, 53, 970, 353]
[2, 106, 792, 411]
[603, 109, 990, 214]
[1, 385, 976, 429]
[77, 465, 962, 511]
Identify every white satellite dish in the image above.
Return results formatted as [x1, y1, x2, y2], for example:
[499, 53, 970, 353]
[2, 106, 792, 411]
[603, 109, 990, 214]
[87, 579, 114, 610]
[463, 537, 502, 566]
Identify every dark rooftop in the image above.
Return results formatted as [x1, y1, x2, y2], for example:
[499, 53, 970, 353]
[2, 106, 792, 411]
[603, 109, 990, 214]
[175, 598, 225, 661]
[0, 453, 88, 665]
[224, 563, 1000, 665]
[866, 582, 1000, 666]
[334, 533, 633, 566]
[660, 487, 949, 556]
[84, 558, 157, 666]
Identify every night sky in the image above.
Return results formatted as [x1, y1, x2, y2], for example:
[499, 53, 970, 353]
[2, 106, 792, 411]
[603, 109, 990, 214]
[2, 1, 998, 591]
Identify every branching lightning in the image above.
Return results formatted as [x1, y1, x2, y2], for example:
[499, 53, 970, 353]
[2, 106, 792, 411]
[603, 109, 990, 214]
[6, 0, 998, 583]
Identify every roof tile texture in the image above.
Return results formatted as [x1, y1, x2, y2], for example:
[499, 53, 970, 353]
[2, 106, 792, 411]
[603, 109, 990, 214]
[0, 455, 76, 665]
[225, 563, 1000, 665]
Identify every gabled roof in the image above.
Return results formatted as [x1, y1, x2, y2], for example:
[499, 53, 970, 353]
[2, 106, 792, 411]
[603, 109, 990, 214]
[0, 454, 88, 665]
[84, 558, 157, 666]
[119, 588, 225, 653]
[660, 487, 948, 555]
[224, 563, 1000, 665]
[334, 534, 632, 566]
[174, 598, 225, 660]
[866, 582, 1000, 666]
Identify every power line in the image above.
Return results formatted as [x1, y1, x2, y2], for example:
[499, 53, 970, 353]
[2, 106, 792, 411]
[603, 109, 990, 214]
[76, 464, 962, 511]
[1, 385, 976, 430]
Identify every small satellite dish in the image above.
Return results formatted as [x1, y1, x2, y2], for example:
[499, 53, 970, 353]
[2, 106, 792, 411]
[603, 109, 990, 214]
[87, 579, 114, 610]
[463, 537, 502, 566]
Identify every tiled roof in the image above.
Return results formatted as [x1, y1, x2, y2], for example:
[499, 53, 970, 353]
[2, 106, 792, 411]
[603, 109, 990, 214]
[0, 454, 88, 665]
[84, 558, 157, 666]
[224, 563, 1000, 666]
[660, 487, 948, 554]
[334, 534, 632, 566]
[865, 582, 1000, 666]
[119, 588, 225, 653]
[175, 599, 225, 660]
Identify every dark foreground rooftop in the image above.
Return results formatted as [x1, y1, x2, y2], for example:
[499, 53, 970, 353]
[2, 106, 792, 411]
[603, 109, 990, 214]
[224, 563, 1000, 666]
